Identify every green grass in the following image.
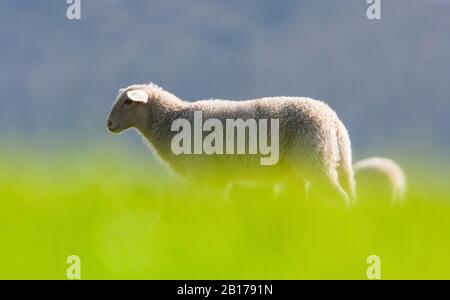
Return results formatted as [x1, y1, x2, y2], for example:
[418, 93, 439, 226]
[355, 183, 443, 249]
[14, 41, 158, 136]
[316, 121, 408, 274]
[1, 146, 450, 279]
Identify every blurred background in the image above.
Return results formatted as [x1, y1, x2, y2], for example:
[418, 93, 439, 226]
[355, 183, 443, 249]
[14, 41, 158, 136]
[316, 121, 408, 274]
[1, 0, 449, 161]
[1, 0, 450, 280]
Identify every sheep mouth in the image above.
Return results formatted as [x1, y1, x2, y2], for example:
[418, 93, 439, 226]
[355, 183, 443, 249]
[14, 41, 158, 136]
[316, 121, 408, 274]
[107, 124, 121, 133]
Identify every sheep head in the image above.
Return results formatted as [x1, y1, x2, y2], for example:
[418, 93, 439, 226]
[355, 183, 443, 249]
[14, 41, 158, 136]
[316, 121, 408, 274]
[107, 87, 149, 133]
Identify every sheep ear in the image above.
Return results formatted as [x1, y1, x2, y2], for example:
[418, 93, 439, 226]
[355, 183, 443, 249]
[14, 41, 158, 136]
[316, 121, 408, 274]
[127, 89, 148, 103]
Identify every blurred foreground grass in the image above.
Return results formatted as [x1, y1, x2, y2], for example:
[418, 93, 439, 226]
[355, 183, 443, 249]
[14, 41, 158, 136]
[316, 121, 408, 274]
[0, 146, 450, 279]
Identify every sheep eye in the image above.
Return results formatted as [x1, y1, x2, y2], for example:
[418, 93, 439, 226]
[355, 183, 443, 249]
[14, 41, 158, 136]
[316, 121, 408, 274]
[123, 99, 133, 106]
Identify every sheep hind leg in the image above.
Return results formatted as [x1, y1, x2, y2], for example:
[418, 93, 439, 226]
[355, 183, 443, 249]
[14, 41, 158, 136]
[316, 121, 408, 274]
[304, 166, 350, 206]
[337, 161, 356, 204]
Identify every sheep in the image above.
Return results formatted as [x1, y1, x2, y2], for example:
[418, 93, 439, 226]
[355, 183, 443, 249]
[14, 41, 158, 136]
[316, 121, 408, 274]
[107, 83, 356, 203]
[353, 157, 406, 204]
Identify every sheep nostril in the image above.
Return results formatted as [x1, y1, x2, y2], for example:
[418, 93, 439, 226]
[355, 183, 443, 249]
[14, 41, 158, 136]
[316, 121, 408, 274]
[107, 120, 113, 128]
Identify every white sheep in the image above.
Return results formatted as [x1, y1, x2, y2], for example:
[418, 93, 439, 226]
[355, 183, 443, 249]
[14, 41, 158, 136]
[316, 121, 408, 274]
[107, 83, 355, 203]
[353, 156, 406, 203]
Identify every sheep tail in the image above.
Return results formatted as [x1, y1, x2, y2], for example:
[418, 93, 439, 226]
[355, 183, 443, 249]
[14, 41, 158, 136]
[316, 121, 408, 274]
[335, 121, 356, 202]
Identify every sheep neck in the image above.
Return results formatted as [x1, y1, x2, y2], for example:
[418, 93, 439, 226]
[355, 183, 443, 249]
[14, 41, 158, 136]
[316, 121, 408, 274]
[137, 97, 185, 160]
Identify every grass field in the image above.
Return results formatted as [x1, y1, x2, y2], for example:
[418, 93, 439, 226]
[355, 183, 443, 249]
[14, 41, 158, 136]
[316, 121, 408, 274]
[1, 145, 450, 279]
